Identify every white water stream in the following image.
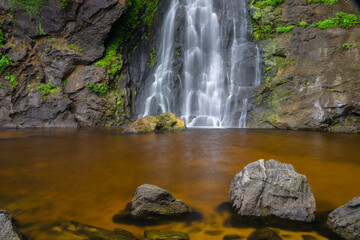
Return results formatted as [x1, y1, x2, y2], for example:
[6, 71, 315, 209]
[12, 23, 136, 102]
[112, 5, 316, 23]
[140, 0, 261, 128]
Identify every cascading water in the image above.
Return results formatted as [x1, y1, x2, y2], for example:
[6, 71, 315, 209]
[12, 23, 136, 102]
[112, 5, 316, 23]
[139, 0, 262, 128]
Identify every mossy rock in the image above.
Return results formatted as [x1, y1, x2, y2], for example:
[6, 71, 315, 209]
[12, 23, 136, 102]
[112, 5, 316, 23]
[156, 113, 186, 131]
[144, 230, 189, 240]
[124, 116, 159, 134]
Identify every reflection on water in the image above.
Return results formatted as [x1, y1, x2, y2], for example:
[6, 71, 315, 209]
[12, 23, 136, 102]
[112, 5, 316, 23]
[0, 129, 359, 239]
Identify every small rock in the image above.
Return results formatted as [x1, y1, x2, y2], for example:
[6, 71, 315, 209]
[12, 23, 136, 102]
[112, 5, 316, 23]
[204, 230, 223, 236]
[0, 210, 27, 240]
[247, 228, 282, 240]
[229, 159, 316, 222]
[327, 196, 360, 240]
[223, 234, 244, 240]
[301, 234, 317, 240]
[130, 184, 193, 218]
[144, 230, 189, 240]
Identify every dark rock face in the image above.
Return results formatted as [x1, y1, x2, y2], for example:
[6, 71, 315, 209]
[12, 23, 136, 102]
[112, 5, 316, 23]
[327, 196, 360, 240]
[144, 230, 189, 240]
[0, 210, 27, 240]
[248, 228, 282, 240]
[130, 184, 193, 218]
[246, 1, 360, 133]
[229, 159, 316, 222]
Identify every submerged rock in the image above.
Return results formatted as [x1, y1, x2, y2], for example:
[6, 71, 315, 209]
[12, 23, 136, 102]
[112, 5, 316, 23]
[124, 113, 185, 134]
[247, 228, 282, 240]
[229, 159, 316, 222]
[144, 230, 189, 240]
[327, 196, 360, 240]
[0, 210, 27, 240]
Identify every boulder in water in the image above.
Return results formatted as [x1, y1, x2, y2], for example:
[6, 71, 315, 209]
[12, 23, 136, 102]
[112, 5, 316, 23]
[229, 159, 316, 222]
[327, 196, 360, 240]
[248, 228, 282, 240]
[124, 113, 185, 134]
[0, 210, 27, 240]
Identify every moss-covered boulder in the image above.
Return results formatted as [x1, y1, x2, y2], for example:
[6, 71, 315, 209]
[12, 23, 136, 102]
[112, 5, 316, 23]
[144, 230, 189, 240]
[124, 113, 185, 134]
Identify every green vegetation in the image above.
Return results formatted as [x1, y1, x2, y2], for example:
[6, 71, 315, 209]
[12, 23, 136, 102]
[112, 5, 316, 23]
[147, 47, 157, 68]
[8, 0, 69, 18]
[0, 30, 5, 46]
[59, 0, 68, 9]
[306, 0, 338, 6]
[0, 82, 3, 88]
[256, 0, 283, 7]
[86, 82, 109, 96]
[253, 25, 273, 40]
[67, 44, 83, 53]
[38, 82, 58, 97]
[312, 12, 360, 29]
[0, 55, 12, 74]
[299, 21, 308, 28]
[6, 74, 18, 89]
[276, 25, 294, 33]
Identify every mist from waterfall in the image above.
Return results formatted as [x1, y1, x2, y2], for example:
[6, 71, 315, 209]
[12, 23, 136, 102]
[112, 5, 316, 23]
[139, 0, 262, 128]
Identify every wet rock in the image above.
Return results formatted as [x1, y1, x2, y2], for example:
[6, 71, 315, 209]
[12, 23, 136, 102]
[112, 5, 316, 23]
[229, 159, 316, 222]
[223, 234, 244, 240]
[247, 228, 282, 240]
[124, 113, 186, 134]
[130, 184, 193, 218]
[64, 65, 105, 94]
[144, 230, 189, 240]
[301, 234, 317, 240]
[204, 230, 223, 236]
[327, 196, 360, 240]
[0, 210, 27, 240]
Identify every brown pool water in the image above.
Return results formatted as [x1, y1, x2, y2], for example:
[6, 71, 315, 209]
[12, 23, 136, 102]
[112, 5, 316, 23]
[0, 128, 359, 239]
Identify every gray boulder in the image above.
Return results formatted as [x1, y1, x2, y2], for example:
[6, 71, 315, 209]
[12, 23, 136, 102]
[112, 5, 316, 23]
[0, 210, 27, 240]
[327, 196, 360, 240]
[229, 159, 316, 222]
[130, 184, 193, 218]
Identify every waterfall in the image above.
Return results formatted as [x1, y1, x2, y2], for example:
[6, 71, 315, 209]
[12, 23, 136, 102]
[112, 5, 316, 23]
[139, 0, 261, 128]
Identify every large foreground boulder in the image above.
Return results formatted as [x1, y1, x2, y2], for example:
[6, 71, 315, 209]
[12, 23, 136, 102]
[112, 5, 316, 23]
[229, 159, 316, 222]
[114, 184, 197, 223]
[0, 210, 27, 240]
[327, 196, 360, 240]
[124, 113, 185, 134]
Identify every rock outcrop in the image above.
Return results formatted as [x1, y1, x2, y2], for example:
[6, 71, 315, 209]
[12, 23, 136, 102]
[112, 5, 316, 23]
[0, 210, 27, 240]
[124, 113, 186, 134]
[327, 196, 360, 240]
[229, 159, 316, 222]
[144, 230, 189, 240]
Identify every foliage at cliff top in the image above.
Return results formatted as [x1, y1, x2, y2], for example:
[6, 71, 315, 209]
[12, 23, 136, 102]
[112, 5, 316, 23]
[307, 0, 338, 6]
[7, 0, 68, 18]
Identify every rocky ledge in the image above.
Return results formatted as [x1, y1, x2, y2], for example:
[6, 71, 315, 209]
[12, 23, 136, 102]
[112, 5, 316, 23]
[229, 159, 316, 222]
[327, 196, 360, 240]
[124, 113, 186, 134]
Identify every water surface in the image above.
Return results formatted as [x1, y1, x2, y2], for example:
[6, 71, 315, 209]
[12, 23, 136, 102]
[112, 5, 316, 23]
[0, 129, 359, 239]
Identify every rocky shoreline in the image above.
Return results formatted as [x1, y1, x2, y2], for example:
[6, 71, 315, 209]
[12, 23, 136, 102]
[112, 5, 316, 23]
[1, 159, 358, 240]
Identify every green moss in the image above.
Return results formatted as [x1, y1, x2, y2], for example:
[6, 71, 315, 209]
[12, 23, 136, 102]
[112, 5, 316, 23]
[67, 44, 83, 53]
[0, 54, 12, 75]
[86, 82, 109, 96]
[38, 82, 58, 97]
[0, 29, 5, 46]
[6, 74, 18, 89]
[306, 0, 338, 6]
[257, 0, 283, 7]
[59, 0, 68, 9]
[312, 12, 359, 29]
[299, 21, 308, 28]
[147, 46, 157, 68]
[8, 0, 70, 17]
[253, 25, 273, 40]
[0, 82, 3, 88]
[276, 25, 294, 33]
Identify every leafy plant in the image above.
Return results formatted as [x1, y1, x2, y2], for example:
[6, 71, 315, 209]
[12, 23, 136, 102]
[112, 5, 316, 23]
[253, 25, 273, 40]
[311, 18, 338, 29]
[299, 21, 308, 28]
[276, 25, 294, 33]
[37, 82, 58, 96]
[86, 82, 109, 96]
[257, 0, 283, 7]
[147, 47, 157, 68]
[0, 30, 5, 46]
[59, 0, 68, 9]
[0, 55, 12, 74]
[0, 82, 3, 89]
[336, 12, 360, 28]
[6, 74, 18, 89]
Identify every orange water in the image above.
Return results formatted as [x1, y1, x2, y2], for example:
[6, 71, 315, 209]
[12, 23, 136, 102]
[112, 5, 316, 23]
[0, 129, 359, 239]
